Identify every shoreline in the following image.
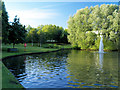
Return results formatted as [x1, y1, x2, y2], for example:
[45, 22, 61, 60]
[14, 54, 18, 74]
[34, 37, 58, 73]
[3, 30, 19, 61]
[2, 47, 72, 89]
[2, 48, 73, 61]
[3, 48, 119, 61]
[1, 47, 119, 89]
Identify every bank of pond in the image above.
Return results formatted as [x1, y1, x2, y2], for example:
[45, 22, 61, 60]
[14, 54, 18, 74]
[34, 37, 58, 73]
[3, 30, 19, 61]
[2, 49, 119, 88]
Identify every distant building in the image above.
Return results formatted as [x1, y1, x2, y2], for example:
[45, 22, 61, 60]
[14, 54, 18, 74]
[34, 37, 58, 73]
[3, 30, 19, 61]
[46, 40, 56, 42]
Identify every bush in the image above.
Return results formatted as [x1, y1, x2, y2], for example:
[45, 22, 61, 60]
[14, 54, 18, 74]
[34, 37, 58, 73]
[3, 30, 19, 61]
[43, 44, 59, 49]
[104, 40, 117, 50]
[73, 45, 81, 50]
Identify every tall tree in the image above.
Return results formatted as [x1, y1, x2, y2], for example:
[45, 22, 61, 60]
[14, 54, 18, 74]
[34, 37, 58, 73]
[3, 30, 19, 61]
[2, 1, 9, 44]
[8, 16, 26, 48]
[42, 24, 67, 43]
[28, 28, 38, 46]
[26, 25, 32, 32]
[0, 1, 2, 44]
[26, 25, 32, 43]
[62, 29, 68, 43]
[37, 29, 45, 47]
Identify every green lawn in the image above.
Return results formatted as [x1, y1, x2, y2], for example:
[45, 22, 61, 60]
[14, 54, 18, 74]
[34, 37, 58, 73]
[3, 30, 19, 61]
[2, 43, 72, 58]
[1, 43, 72, 89]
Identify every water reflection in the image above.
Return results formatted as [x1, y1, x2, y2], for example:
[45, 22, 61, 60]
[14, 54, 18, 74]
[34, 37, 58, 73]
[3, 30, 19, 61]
[2, 50, 119, 88]
[19, 50, 70, 88]
[95, 53, 104, 72]
[99, 53, 103, 72]
[66, 50, 118, 88]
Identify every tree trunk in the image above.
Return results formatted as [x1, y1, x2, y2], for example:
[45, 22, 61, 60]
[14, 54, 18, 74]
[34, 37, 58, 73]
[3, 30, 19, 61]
[13, 43, 15, 48]
[32, 39, 33, 46]
[40, 43, 41, 47]
[40, 39, 42, 47]
[38, 42, 39, 47]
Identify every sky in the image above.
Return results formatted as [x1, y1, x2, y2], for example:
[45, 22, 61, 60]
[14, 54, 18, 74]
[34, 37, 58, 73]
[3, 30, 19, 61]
[4, 0, 119, 29]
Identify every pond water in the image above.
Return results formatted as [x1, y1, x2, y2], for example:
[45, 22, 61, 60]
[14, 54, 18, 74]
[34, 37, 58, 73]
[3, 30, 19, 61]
[3, 50, 119, 88]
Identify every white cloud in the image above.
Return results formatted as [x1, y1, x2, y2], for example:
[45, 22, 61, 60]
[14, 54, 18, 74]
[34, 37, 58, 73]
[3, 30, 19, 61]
[8, 8, 58, 20]
[8, 8, 59, 27]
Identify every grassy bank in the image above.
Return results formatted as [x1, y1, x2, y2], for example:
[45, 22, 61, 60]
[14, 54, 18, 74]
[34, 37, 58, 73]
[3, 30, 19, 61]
[2, 43, 72, 58]
[1, 43, 72, 89]
[2, 62, 24, 88]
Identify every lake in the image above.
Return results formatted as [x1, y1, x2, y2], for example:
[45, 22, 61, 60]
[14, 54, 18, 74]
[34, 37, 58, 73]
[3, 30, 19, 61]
[3, 50, 119, 88]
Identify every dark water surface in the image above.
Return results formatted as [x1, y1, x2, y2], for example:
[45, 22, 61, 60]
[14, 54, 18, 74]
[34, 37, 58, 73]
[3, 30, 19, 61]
[3, 50, 119, 88]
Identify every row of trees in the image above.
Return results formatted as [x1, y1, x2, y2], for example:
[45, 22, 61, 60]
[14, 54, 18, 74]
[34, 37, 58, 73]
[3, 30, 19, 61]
[1, 1, 68, 48]
[2, 1, 120, 50]
[67, 4, 120, 50]
[26, 24, 68, 47]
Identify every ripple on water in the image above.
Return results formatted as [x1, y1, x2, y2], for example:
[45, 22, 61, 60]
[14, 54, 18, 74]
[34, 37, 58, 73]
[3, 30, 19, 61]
[83, 86, 95, 88]
[3, 50, 118, 88]
[81, 82, 85, 85]
[18, 76, 26, 79]
[18, 79, 22, 82]
[17, 74, 24, 76]
[109, 85, 118, 88]
[94, 84, 103, 86]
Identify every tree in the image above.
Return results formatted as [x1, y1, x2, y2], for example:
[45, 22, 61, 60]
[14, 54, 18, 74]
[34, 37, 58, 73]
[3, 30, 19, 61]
[26, 25, 33, 43]
[26, 24, 68, 45]
[42, 24, 66, 43]
[8, 16, 26, 48]
[42, 24, 55, 41]
[54, 26, 64, 43]
[117, 5, 120, 50]
[26, 25, 32, 32]
[67, 4, 119, 50]
[0, 1, 2, 44]
[28, 28, 38, 46]
[2, 1, 9, 44]
[36, 25, 46, 47]
[61, 29, 68, 43]
[37, 29, 45, 47]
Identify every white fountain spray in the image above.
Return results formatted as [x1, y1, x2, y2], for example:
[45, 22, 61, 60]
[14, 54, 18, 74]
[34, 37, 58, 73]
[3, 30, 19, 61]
[99, 35, 104, 53]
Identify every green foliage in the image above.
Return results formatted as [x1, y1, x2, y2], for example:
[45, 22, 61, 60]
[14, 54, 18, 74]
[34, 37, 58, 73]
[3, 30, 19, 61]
[2, 1, 9, 44]
[94, 37, 100, 49]
[8, 16, 26, 48]
[37, 25, 46, 47]
[43, 44, 59, 48]
[26, 24, 68, 45]
[62, 29, 68, 43]
[67, 4, 120, 50]
[103, 38, 117, 50]
[26, 25, 32, 42]
[1, 1, 27, 48]
[0, 2, 2, 43]
[42, 24, 66, 43]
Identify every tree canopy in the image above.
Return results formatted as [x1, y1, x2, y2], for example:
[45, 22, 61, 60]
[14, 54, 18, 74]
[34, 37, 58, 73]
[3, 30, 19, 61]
[67, 4, 120, 50]
[8, 16, 26, 48]
[26, 24, 68, 46]
[2, 1, 9, 44]
[1, 2, 27, 48]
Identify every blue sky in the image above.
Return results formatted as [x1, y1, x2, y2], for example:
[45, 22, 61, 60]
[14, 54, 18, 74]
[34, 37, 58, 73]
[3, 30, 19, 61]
[4, 1, 119, 29]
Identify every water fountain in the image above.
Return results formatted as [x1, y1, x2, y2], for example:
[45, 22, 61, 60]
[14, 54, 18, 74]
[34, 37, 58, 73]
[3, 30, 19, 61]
[99, 53, 103, 72]
[97, 33, 104, 72]
[99, 35, 104, 53]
